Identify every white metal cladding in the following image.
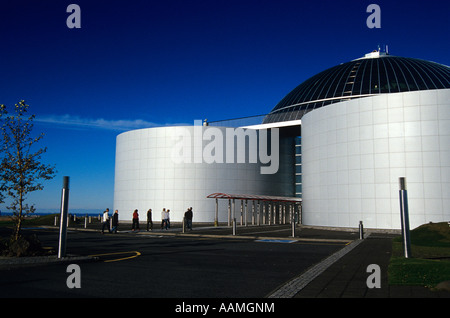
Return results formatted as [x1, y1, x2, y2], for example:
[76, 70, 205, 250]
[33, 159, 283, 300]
[301, 89, 450, 230]
[113, 126, 294, 223]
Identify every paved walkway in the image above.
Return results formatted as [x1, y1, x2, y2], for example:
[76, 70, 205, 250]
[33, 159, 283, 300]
[292, 235, 450, 298]
[168, 224, 450, 298]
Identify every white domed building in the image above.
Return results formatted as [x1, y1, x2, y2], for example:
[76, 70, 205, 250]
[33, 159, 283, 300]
[114, 50, 450, 229]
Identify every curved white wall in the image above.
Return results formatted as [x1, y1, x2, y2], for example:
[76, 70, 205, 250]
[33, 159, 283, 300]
[302, 89, 450, 229]
[114, 126, 294, 223]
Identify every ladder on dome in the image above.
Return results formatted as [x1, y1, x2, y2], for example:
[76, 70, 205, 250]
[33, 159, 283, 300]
[343, 62, 361, 97]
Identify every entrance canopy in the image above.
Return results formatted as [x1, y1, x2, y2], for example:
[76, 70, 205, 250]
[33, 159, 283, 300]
[207, 192, 302, 204]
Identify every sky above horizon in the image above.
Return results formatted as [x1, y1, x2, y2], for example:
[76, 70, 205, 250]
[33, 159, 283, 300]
[0, 0, 449, 214]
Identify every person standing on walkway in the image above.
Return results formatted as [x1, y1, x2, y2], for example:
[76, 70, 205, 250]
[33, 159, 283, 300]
[132, 209, 140, 232]
[184, 207, 193, 230]
[111, 210, 119, 233]
[161, 208, 166, 229]
[102, 208, 111, 234]
[147, 208, 153, 231]
[164, 209, 170, 230]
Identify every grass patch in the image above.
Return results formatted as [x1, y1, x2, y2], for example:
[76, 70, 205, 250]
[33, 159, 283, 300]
[388, 222, 450, 288]
[389, 258, 450, 287]
[24, 214, 60, 226]
[0, 214, 59, 227]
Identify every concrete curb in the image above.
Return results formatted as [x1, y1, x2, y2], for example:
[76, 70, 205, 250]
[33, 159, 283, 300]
[0, 254, 97, 269]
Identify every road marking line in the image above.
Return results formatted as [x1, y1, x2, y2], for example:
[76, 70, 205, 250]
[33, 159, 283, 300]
[89, 251, 141, 263]
[255, 239, 297, 243]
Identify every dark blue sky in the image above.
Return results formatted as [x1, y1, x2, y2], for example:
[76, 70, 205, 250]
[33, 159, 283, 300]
[0, 0, 449, 212]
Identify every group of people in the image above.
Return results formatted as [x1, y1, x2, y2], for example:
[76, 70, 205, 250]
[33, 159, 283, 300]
[101, 207, 193, 233]
[160, 208, 170, 230]
[101, 208, 119, 234]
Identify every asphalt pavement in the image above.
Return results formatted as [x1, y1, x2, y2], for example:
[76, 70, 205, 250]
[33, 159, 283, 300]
[1, 222, 449, 298]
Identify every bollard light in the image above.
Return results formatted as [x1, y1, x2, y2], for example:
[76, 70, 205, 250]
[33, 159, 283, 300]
[399, 177, 412, 258]
[58, 176, 70, 259]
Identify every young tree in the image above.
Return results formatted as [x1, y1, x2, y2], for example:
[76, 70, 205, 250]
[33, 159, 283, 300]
[0, 100, 56, 241]
[0, 105, 5, 206]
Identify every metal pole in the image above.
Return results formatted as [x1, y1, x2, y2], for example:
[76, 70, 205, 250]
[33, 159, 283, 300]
[359, 221, 364, 239]
[289, 204, 292, 225]
[215, 198, 218, 227]
[399, 177, 412, 258]
[228, 199, 231, 227]
[274, 204, 277, 224]
[58, 176, 70, 259]
[262, 203, 266, 224]
[291, 211, 295, 238]
[182, 216, 186, 234]
[244, 200, 248, 227]
[252, 201, 255, 225]
[298, 203, 302, 225]
[232, 199, 236, 235]
[257, 201, 261, 226]
[240, 200, 243, 226]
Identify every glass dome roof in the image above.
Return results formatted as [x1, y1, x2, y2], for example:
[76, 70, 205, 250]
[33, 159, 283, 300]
[264, 52, 450, 123]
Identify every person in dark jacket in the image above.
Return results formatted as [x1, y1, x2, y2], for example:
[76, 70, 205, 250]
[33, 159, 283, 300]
[111, 210, 119, 233]
[146, 208, 153, 231]
[184, 207, 193, 230]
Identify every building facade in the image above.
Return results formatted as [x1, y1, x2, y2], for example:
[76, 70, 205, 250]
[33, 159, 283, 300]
[114, 125, 294, 223]
[301, 89, 450, 229]
[114, 50, 450, 229]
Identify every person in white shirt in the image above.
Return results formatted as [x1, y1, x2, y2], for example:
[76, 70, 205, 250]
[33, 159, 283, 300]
[161, 208, 166, 229]
[164, 209, 170, 230]
[101, 208, 110, 234]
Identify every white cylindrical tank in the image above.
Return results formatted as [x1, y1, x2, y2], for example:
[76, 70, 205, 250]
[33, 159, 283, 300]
[114, 125, 294, 223]
[301, 89, 450, 230]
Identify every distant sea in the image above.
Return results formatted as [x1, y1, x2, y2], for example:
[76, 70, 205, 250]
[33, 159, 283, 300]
[0, 208, 105, 217]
